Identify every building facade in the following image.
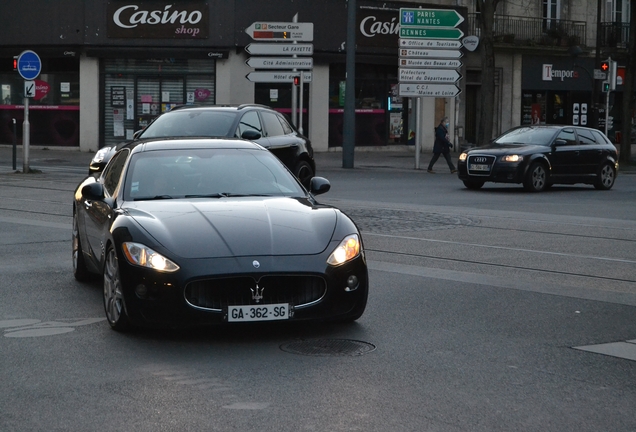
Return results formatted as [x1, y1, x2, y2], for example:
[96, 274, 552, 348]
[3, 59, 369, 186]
[0, 0, 631, 153]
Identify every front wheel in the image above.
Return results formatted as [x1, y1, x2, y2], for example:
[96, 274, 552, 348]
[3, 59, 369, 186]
[523, 162, 548, 192]
[103, 246, 131, 332]
[594, 162, 616, 190]
[294, 160, 314, 188]
[463, 180, 484, 190]
[72, 212, 92, 282]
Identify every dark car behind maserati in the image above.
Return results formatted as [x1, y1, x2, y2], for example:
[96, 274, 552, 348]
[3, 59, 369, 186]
[90, 104, 316, 187]
[458, 125, 619, 192]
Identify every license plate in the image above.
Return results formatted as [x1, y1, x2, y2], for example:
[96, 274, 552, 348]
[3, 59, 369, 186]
[470, 164, 490, 171]
[227, 303, 289, 322]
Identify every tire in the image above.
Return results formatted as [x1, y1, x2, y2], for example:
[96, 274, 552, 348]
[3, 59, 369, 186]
[72, 212, 92, 282]
[523, 162, 548, 192]
[594, 161, 616, 190]
[294, 160, 314, 188]
[463, 180, 485, 190]
[103, 246, 131, 332]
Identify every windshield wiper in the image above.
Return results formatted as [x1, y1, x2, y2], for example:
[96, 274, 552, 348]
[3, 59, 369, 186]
[133, 195, 174, 201]
[184, 193, 228, 198]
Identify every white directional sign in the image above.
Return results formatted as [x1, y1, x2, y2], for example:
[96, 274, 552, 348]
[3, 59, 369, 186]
[398, 83, 461, 97]
[246, 71, 312, 83]
[399, 68, 461, 83]
[399, 48, 463, 59]
[399, 39, 462, 49]
[245, 22, 314, 41]
[246, 57, 313, 69]
[24, 80, 35, 98]
[399, 58, 462, 69]
[245, 43, 314, 55]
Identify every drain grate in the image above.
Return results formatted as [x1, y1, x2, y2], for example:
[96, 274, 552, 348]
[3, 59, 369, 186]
[280, 339, 376, 357]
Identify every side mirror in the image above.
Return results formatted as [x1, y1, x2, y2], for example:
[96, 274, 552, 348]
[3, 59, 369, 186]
[553, 139, 568, 146]
[241, 130, 262, 140]
[309, 177, 331, 195]
[81, 182, 104, 200]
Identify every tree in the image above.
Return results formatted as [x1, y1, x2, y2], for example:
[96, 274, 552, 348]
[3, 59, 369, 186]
[475, 0, 502, 146]
[619, 4, 635, 164]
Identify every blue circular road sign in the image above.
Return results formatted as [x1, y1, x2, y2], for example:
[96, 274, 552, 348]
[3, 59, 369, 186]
[17, 50, 42, 80]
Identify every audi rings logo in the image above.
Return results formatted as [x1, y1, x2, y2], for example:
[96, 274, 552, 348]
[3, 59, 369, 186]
[473, 157, 488, 163]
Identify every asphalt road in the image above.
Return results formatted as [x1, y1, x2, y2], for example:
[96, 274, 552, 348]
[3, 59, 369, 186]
[1, 146, 635, 431]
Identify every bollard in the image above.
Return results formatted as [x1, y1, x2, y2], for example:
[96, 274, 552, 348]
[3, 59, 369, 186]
[12, 118, 17, 170]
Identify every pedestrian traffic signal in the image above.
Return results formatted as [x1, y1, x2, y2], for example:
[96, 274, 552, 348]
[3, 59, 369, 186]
[600, 60, 610, 72]
[602, 81, 610, 92]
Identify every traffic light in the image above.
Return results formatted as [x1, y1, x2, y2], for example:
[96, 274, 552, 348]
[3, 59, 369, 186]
[600, 60, 610, 73]
[602, 81, 610, 92]
[13, 56, 17, 71]
[293, 75, 300, 86]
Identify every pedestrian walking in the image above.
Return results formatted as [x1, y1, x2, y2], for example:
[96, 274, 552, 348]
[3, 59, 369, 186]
[427, 116, 457, 174]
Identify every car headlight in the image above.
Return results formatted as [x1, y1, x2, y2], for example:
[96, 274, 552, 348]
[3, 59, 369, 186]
[459, 152, 468, 162]
[122, 242, 180, 272]
[92, 147, 111, 164]
[327, 234, 361, 266]
[501, 154, 523, 162]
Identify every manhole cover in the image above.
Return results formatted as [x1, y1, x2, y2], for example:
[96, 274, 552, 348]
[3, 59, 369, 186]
[280, 339, 376, 357]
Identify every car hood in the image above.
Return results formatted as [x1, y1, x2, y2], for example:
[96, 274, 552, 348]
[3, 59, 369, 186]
[124, 197, 337, 258]
[468, 144, 548, 155]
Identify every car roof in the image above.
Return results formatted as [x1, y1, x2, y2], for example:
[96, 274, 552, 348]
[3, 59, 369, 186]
[167, 103, 272, 112]
[126, 137, 266, 154]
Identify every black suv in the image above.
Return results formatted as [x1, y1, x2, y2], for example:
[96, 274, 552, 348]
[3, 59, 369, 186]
[90, 104, 315, 187]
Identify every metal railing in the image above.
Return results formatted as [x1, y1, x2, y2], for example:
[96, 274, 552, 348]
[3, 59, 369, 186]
[467, 14, 587, 47]
[599, 22, 630, 48]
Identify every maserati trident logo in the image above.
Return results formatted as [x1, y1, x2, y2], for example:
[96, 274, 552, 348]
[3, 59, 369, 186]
[251, 284, 264, 303]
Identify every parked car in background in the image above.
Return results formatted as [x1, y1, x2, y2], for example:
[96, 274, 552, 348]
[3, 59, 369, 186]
[457, 125, 619, 192]
[74, 138, 368, 331]
[89, 104, 316, 187]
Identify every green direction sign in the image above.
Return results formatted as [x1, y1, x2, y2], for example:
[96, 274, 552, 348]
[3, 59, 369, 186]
[400, 27, 464, 40]
[400, 8, 464, 28]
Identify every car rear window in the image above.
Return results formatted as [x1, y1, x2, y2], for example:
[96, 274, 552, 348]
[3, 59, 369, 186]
[140, 111, 236, 138]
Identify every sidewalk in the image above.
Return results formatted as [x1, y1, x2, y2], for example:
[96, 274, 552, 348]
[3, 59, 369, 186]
[1, 143, 635, 174]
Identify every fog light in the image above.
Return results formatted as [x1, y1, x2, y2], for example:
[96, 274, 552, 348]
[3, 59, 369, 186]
[345, 275, 359, 292]
[135, 284, 148, 299]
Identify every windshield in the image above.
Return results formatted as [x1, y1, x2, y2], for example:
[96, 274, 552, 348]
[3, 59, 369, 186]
[124, 148, 305, 201]
[139, 111, 236, 138]
[494, 127, 558, 146]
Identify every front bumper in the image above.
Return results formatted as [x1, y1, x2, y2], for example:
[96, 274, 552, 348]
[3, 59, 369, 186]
[117, 252, 369, 328]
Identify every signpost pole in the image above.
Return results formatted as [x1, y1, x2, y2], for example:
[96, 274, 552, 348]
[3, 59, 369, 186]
[291, 14, 299, 128]
[415, 97, 421, 169]
[342, 0, 356, 168]
[23, 96, 30, 173]
[298, 73, 304, 135]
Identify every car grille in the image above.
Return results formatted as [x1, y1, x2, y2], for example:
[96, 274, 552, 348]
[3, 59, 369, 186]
[184, 275, 327, 311]
[467, 155, 497, 175]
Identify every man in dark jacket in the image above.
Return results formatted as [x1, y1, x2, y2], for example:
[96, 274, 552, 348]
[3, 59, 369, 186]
[427, 116, 457, 174]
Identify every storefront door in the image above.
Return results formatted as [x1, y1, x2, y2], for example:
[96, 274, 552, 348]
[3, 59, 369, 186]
[136, 76, 184, 130]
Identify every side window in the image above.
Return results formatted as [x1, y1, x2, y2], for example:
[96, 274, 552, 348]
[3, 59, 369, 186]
[576, 128, 597, 145]
[261, 111, 285, 137]
[277, 113, 294, 135]
[236, 111, 262, 137]
[102, 149, 130, 196]
[591, 130, 610, 144]
[555, 129, 576, 145]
